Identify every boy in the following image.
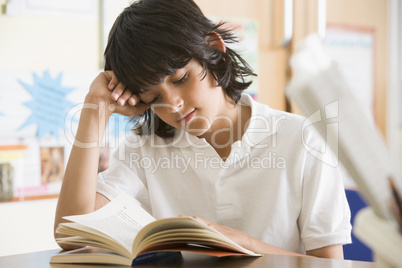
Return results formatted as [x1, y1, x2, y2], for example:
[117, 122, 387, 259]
[54, 0, 351, 259]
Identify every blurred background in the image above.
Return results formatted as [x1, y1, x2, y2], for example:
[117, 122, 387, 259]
[0, 0, 400, 257]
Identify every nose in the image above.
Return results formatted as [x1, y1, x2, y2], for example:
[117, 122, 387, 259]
[164, 91, 183, 113]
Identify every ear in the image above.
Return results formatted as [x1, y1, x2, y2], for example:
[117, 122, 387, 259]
[206, 32, 226, 53]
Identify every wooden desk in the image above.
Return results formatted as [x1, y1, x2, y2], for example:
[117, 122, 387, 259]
[0, 249, 375, 267]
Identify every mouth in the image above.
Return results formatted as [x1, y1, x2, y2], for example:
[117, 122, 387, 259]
[178, 109, 196, 123]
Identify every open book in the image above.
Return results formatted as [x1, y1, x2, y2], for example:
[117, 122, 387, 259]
[51, 193, 260, 266]
[285, 34, 402, 221]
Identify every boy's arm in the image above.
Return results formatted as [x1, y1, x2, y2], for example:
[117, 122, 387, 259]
[306, 245, 344, 259]
[192, 216, 344, 259]
[54, 72, 148, 250]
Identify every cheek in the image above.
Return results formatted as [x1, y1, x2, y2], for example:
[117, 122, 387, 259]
[152, 108, 166, 121]
[190, 78, 217, 101]
[152, 108, 178, 127]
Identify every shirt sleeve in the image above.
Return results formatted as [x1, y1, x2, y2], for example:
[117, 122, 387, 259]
[96, 143, 152, 214]
[298, 131, 352, 251]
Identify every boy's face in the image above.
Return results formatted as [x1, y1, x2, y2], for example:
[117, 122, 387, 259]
[139, 59, 229, 137]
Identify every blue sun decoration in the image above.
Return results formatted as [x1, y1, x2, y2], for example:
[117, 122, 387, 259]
[19, 70, 75, 139]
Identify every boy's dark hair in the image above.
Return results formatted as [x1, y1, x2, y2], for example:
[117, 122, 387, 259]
[104, 0, 256, 138]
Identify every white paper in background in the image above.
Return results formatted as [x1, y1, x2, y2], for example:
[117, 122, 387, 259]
[324, 26, 375, 122]
[15, 138, 42, 198]
[6, 0, 98, 20]
[322, 31, 377, 187]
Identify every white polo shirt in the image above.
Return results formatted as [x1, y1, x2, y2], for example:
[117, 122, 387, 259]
[97, 94, 352, 253]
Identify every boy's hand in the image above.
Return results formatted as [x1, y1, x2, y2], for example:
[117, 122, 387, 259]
[87, 71, 149, 117]
[190, 216, 342, 258]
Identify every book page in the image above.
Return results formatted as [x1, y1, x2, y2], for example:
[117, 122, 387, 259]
[308, 66, 394, 219]
[63, 193, 155, 254]
[132, 216, 257, 256]
[50, 247, 132, 266]
[286, 35, 401, 220]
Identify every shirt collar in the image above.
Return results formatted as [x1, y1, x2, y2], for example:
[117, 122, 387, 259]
[240, 94, 276, 148]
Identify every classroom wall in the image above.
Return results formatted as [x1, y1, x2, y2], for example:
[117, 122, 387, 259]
[0, 11, 99, 71]
[0, 5, 98, 257]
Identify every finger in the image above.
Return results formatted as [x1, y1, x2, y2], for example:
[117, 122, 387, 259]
[192, 216, 212, 225]
[116, 89, 133, 106]
[178, 215, 194, 219]
[111, 82, 126, 102]
[128, 95, 140, 106]
[108, 73, 120, 90]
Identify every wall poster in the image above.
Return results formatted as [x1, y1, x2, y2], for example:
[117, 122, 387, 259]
[324, 24, 376, 122]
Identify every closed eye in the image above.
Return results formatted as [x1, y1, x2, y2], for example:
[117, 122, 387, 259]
[173, 72, 189, 86]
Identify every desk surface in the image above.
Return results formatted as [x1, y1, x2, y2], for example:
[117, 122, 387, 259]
[0, 249, 375, 268]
